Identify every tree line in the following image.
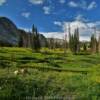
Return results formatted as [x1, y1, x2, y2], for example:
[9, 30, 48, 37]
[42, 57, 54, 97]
[1, 22, 100, 54]
[18, 24, 47, 51]
[47, 26, 100, 54]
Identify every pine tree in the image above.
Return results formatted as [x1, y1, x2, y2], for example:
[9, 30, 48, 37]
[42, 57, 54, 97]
[96, 36, 100, 53]
[69, 34, 74, 52]
[97, 34, 100, 53]
[32, 25, 41, 51]
[18, 35, 23, 47]
[75, 28, 80, 53]
[69, 28, 80, 54]
[90, 34, 97, 53]
[83, 42, 87, 51]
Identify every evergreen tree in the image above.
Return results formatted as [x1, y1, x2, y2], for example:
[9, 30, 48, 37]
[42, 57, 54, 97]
[69, 34, 74, 52]
[69, 28, 80, 54]
[32, 25, 41, 51]
[90, 34, 97, 53]
[18, 35, 23, 47]
[97, 35, 100, 53]
[98, 35, 100, 53]
[75, 28, 80, 53]
[83, 42, 87, 51]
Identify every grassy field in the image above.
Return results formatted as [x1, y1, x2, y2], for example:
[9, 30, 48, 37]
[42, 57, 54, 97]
[0, 47, 100, 99]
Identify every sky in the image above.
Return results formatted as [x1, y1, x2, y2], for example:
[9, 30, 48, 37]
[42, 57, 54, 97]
[0, 0, 100, 41]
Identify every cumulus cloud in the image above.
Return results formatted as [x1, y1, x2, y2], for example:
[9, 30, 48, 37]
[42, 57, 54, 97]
[41, 32, 64, 39]
[29, 0, 44, 5]
[41, 20, 100, 41]
[21, 12, 31, 18]
[54, 21, 62, 26]
[74, 14, 88, 22]
[68, 1, 78, 7]
[0, 0, 6, 6]
[19, 27, 31, 32]
[68, 1, 97, 10]
[43, 6, 51, 14]
[63, 21, 88, 35]
[88, 1, 97, 10]
[75, 14, 84, 21]
[63, 20, 100, 41]
[59, 0, 66, 4]
[87, 21, 100, 29]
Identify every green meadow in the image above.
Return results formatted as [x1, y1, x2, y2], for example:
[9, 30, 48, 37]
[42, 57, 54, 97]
[0, 47, 100, 99]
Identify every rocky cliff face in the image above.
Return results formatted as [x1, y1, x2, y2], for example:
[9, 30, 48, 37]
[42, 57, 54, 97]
[0, 16, 47, 48]
[0, 17, 19, 46]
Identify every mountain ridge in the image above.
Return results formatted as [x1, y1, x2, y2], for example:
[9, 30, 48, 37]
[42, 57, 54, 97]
[0, 17, 19, 46]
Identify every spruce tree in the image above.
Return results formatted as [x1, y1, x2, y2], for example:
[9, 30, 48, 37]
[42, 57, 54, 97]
[90, 34, 97, 53]
[98, 35, 100, 53]
[70, 28, 80, 54]
[83, 42, 87, 51]
[97, 35, 100, 53]
[32, 25, 41, 51]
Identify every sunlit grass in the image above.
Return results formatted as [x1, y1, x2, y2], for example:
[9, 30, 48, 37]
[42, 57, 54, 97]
[0, 47, 100, 99]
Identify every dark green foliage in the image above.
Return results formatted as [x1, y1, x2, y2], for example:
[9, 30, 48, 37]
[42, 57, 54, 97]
[95, 35, 100, 53]
[0, 60, 12, 68]
[90, 34, 97, 53]
[73, 28, 80, 53]
[69, 34, 74, 51]
[69, 28, 80, 54]
[18, 35, 23, 47]
[83, 42, 87, 51]
[32, 25, 41, 51]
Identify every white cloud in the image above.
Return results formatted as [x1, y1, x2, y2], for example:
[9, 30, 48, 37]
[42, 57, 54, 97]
[29, 0, 44, 5]
[43, 6, 51, 14]
[41, 31, 91, 41]
[0, 0, 6, 6]
[41, 20, 100, 41]
[63, 20, 100, 41]
[41, 32, 64, 39]
[19, 27, 31, 32]
[75, 14, 84, 21]
[74, 14, 88, 22]
[68, 1, 78, 7]
[21, 12, 31, 18]
[59, 0, 66, 4]
[54, 21, 62, 26]
[63, 21, 88, 35]
[68, 1, 97, 10]
[88, 1, 97, 10]
[87, 21, 100, 28]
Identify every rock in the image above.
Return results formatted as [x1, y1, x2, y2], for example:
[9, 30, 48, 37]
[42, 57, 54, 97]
[0, 17, 19, 46]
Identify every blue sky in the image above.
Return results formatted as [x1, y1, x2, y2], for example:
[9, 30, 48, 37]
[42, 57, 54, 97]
[0, 0, 100, 40]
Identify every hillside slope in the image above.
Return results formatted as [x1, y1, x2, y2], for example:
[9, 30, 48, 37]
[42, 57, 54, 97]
[0, 17, 19, 46]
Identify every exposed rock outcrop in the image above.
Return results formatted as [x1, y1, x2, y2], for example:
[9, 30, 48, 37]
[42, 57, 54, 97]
[0, 16, 47, 48]
[0, 17, 19, 46]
